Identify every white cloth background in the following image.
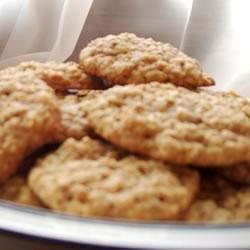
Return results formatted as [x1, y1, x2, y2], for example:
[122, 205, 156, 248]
[0, 0, 249, 98]
[181, 0, 250, 97]
[0, 0, 93, 67]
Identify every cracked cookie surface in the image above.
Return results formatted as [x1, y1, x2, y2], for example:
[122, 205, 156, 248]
[55, 90, 102, 142]
[80, 33, 214, 88]
[0, 61, 103, 91]
[86, 82, 250, 166]
[184, 174, 250, 223]
[0, 176, 44, 208]
[0, 72, 61, 183]
[28, 137, 199, 220]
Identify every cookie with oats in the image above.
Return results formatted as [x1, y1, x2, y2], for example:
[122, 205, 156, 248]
[86, 82, 250, 166]
[80, 33, 214, 88]
[0, 61, 103, 91]
[0, 176, 44, 208]
[0, 72, 61, 183]
[30, 137, 125, 169]
[184, 174, 250, 224]
[28, 137, 199, 220]
[216, 162, 250, 185]
[55, 90, 103, 142]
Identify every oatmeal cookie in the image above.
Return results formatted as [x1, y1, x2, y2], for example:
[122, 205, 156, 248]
[28, 137, 199, 220]
[0, 72, 61, 183]
[80, 33, 214, 88]
[0, 176, 44, 208]
[30, 137, 125, 167]
[55, 90, 102, 142]
[184, 174, 250, 223]
[0, 61, 103, 90]
[216, 162, 250, 184]
[86, 82, 250, 166]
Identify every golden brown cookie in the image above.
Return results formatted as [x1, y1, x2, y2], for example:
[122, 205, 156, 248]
[184, 174, 250, 224]
[0, 72, 61, 183]
[86, 82, 250, 167]
[216, 162, 250, 184]
[28, 137, 199, 221]
[0, 176, 44, 208]
[55, 90, 103, 142]
[30, 137, 126, 171]
[0, 61, 103, 91]
[80, 33, 214, 88]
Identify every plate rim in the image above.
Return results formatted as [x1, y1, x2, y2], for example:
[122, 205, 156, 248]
[0, 201, 250, 249]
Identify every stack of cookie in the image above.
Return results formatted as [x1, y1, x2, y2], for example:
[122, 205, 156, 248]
[0, 33, 250, 223]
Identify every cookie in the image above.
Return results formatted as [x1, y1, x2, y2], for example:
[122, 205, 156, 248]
[86, 82, 250, 166]
[55, 90, 103, 142]
[0, 61, 103, 91]
[30, 137, 126, 168]
[0, 72, 61, 183]
[0, 176, 44, 208]
[80, 33, 214, 88]
[184, 174, 250, 223]
[28, 137, 199, 220]
[216, 162, 250, 184]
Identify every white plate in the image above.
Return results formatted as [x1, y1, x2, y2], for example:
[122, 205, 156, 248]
[0, 201, 249, 249]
